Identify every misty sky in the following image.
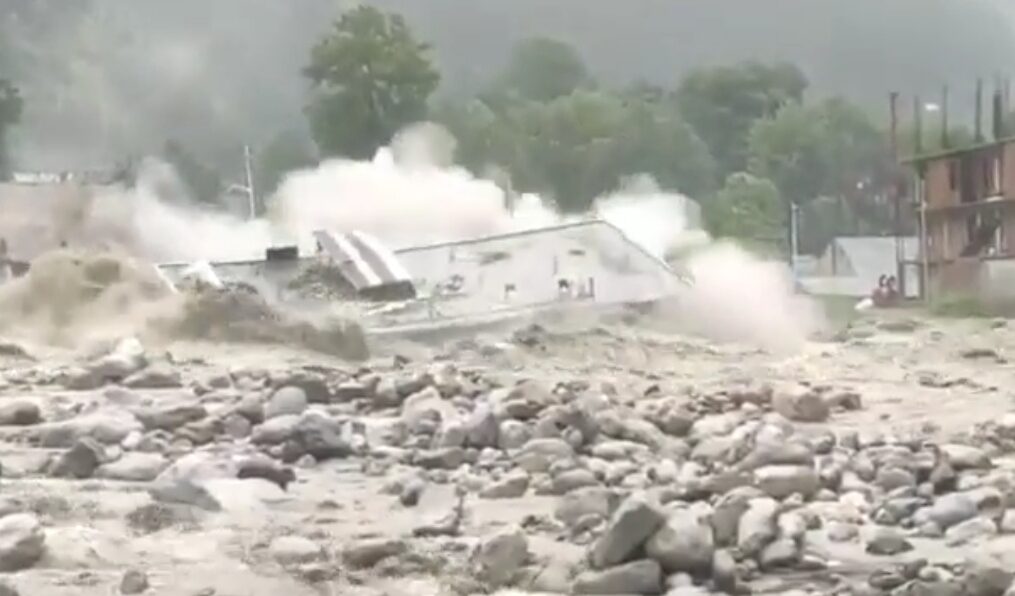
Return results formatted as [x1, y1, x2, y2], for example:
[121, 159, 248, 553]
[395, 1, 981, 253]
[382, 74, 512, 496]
[3, 0, 1014, 173]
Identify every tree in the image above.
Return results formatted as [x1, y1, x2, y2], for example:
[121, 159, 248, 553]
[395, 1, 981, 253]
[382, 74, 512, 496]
[255, 130, 317, 199]
[747, 102, 829, 206]
[436, 89, 717, 212]
[704, 172, 784, 247]
[305, 6, 440, 159]
[163, 140, 222, 204]
[611, 97, 717, 199]
[496, 37, 591, 102]
[0, 78, 22, 178]
[677, 62, 807, 176]
[746, 98, 904, 253]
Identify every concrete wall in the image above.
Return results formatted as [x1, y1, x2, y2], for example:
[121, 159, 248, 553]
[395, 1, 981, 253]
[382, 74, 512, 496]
[157, 222, 682, 326]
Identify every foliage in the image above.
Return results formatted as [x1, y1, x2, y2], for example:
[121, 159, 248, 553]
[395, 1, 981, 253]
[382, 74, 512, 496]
[163, 140, 222, 204]
[704, 172, 784, 244]
[677, 62, 807, 176]
[495, 37, 591, 102]
[304, 6, 440, 159]
[746, 99, 897, 252]
[747, 102, 831, 206]
[255, 130, 318, 199]
[0, 78, 22, 177]
[438, 89, 716, 212]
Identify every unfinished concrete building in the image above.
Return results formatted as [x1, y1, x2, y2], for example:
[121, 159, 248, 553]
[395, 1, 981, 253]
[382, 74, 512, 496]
[904, 81, 1015, 304]
[906, 137, 1015, 302]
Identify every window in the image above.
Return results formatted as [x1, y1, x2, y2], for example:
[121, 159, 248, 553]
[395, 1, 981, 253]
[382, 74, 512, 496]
[949, 160, 958, 191]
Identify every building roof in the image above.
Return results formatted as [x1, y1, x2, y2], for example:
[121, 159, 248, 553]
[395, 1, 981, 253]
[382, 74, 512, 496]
[801, 236, 918, 297]
[834, 236, 919, 272]
[901, 135, 1015, 165]
[314, 230, 413, 292]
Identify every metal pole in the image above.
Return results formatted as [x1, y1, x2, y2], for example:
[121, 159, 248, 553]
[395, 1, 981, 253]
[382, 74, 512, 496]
[789, 201, 799, 276]
[941, 86, 950, 149]
[890, 92, 904, 295]
[919, 176, 930, 302]
[243, 145, 257, 220]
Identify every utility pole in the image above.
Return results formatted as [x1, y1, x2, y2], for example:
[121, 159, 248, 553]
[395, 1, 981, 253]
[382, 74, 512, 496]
[243, 145, 257, 220]
[789, 201, 800, 277]
[889, 92, 904, 296]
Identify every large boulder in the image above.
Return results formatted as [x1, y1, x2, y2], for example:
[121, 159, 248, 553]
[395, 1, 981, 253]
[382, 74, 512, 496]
[962, 557, 1014, 596]
[572, 559, 662, 595]
[0, 401, 41, 426]
[0, 514, 45, 571]
[36, 408, 141, 447]
[918, 492, 979, 529]
[264, 387, 309, 419]
[250, 415, 300, 445]
[134, 404, 207, 431]
[515, 439, 574, 474]
[753, 465, 820, 499]
[773, 388, 829, 423]
[941, 444, 991, 470]
[644, 507, 715, 575]
[269, 535, 323, 566]
[480, 469, 530, 500]
[590, 493, 665, 569]
[290, 411, 355, 460]
[88, 337, 147, 381]
[711, 487, 765, 546]
[97, 452, 168, 482]
[556, 487, 615, 527]
[465, 404, 498, 448]
[49, 438, 104, 479]
[123, 365, 183, 389]
[342, 538, 405, 569]
[493, 381, 559, 421]
[736, 498, 778, 558]
[473, 526, 529, 587]
[402, 387, 456, 434]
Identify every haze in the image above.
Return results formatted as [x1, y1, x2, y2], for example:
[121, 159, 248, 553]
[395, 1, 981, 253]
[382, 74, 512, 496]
[2, 0, 1013, 173]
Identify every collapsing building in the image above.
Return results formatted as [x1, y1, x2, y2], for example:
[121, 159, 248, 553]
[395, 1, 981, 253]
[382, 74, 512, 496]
[156, 220, 688, 331]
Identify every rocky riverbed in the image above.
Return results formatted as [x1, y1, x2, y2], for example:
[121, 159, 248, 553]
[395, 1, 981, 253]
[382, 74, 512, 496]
[0, 312, 1014, 595]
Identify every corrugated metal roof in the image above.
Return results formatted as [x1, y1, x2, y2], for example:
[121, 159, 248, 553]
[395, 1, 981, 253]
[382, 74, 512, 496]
[801, 236, 919, 297]
[313, 230, 413, 292]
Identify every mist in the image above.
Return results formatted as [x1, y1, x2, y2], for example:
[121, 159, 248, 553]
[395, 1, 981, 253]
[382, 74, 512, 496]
[30, 122, 818, 353]
[3, 0, 1014, 172]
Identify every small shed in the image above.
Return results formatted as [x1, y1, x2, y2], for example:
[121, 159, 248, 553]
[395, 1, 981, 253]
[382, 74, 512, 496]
[800, 236, 919, 297]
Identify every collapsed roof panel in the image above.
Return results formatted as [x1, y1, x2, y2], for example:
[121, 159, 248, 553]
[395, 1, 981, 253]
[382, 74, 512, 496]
[313, 230, 416, 301]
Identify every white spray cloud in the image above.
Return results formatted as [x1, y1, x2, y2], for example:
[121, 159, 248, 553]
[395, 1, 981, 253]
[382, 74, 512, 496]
[18, 122, 821, 352]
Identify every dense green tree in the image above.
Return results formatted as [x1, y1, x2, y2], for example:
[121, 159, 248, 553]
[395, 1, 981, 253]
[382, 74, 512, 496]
[746, 98, 904, 253]
[747, 102, 829, 206]
[611, 98, 717, 199]
[438, 89, 716, 212]
[163, 140, 222, 204]
[495, 37, 591, 102]
[704, 172, 784, 246]
[677, 62, 807, 176]
[0, 78, 22, 178]
[305, 6, 440, 159]
[254, 130, 318, 199]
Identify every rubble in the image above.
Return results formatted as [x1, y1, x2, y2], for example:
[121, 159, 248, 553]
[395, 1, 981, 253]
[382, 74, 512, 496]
[2, 295, 1015, 595]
